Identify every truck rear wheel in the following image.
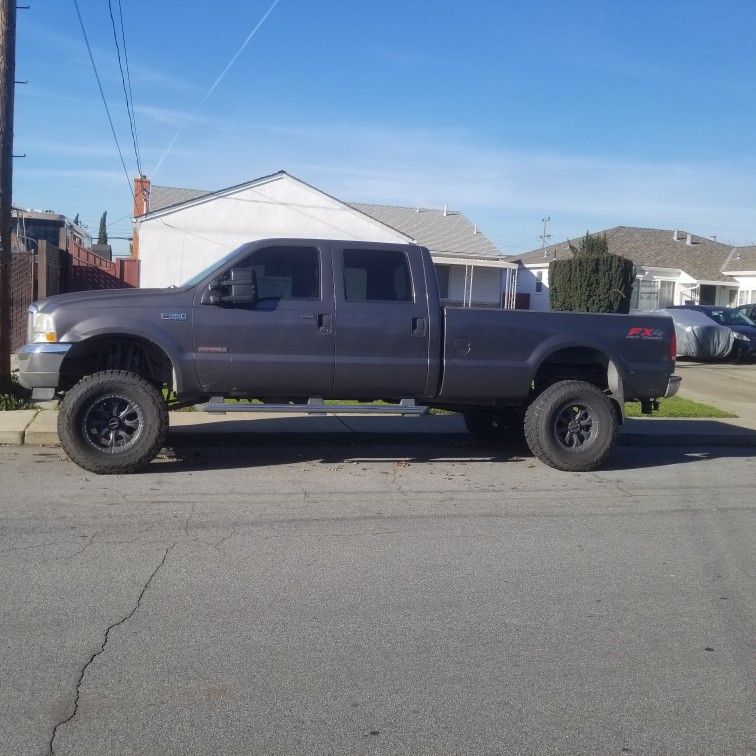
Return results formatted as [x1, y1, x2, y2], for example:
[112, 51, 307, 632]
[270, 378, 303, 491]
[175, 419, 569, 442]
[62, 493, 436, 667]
[58, 370, 168, 474]
[524, 380, 618, 472]
[463, 409, 525, 446]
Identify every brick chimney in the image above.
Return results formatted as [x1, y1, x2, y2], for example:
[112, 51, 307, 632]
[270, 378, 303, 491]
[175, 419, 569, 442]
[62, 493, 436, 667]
[133, 175, 150, 217]
[131, 175, 151, 258]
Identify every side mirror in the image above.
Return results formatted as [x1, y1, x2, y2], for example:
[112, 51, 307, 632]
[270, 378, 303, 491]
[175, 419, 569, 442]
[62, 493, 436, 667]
[224, 267, 258, 306]
[204, 268, 258, 307]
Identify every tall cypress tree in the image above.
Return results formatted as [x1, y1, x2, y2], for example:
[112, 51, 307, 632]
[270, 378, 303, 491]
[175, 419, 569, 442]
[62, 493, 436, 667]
[97, 211, 108, 245]
[549, 232, 635, 313]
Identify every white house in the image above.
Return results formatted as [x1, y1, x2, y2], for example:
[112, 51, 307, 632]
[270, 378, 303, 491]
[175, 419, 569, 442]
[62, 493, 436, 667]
[723, 246, 756, 306]
[513, 226, 756, 311]
[132, 171, 518, 308]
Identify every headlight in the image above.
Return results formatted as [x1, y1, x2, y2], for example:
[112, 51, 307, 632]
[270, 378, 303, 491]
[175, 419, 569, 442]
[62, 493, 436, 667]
[733, 332, 750, 342]
[28, 307, 57, 343]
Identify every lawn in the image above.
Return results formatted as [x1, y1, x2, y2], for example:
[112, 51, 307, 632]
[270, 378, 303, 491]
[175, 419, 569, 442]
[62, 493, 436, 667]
[624, 396, 735, 418]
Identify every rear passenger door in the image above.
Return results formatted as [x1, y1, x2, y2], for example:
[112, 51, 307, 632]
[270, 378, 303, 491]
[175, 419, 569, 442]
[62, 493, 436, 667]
[332, 243, 430, 398]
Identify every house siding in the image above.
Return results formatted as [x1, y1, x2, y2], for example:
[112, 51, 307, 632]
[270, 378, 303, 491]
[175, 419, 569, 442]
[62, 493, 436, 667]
[137, 175, 409, 288]
[733, 275, 756, 304]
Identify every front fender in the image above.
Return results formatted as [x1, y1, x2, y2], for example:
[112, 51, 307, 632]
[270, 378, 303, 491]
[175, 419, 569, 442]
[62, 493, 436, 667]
[59, 318, 192, 394]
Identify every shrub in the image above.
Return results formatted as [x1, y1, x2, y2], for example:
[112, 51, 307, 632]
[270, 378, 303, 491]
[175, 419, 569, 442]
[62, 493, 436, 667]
[0, 377, 35, 411]
[549, 232, 635, 313]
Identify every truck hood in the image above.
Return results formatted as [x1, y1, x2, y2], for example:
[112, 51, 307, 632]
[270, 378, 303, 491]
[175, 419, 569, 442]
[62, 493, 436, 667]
[33, 287, 194, 313]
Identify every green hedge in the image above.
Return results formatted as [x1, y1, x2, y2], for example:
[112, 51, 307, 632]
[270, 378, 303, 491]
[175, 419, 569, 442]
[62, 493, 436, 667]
[549, 253, 635, 313]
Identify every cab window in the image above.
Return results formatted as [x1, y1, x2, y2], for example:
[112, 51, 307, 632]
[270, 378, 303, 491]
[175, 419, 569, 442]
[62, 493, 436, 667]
[240, 246, 320, 300]
[343, 249, 413, 302]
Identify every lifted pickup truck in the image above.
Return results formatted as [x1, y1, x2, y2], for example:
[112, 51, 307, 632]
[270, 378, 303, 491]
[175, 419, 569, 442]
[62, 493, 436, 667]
[17, 238, 680, 474]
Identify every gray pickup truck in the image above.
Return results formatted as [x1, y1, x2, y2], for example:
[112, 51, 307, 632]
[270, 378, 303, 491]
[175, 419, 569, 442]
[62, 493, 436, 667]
[17, 238, 680, 474]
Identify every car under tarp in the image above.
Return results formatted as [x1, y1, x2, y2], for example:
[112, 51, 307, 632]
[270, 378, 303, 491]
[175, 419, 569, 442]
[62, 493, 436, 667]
[656, 308, 734, 359]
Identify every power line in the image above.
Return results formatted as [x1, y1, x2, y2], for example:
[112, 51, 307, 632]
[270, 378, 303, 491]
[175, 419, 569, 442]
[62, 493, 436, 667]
[71, 0, 134, 199]
[107, 0, 140, 176]
[118, 0, 141, 175]
[116, 0, 141, 176]
[153, 0, 283, 175]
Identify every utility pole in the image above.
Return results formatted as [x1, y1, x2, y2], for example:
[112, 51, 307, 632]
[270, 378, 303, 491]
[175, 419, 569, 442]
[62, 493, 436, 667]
[539, 216, 551, 250]
[0, 0, 17, 385]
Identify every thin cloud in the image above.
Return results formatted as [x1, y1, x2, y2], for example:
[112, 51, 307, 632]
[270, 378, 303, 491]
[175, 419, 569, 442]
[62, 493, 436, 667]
[135, 105, 215, 128]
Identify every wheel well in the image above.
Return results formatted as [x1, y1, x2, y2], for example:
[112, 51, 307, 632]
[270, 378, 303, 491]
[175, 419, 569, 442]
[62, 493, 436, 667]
[60, 336, 174, 391]
[534, 347, 610, 393]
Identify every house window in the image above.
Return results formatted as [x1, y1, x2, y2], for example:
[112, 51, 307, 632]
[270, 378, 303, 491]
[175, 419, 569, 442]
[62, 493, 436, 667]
[535, 270, 543, 293]
[738, 289, 756, 305]
[435, 264, 450, 299]
[343, 249, 413, 302]
[637, 280, 660, 310]
[659, 280, 675, 308]
[631, 279, 674, 310]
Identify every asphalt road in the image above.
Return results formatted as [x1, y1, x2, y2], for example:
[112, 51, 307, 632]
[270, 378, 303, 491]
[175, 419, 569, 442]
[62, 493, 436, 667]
[0, 438, 754, 755]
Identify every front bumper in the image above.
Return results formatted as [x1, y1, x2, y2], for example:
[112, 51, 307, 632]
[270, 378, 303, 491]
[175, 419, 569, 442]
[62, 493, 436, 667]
[15, 343, 71, 391]
[664, 374, 682, 398]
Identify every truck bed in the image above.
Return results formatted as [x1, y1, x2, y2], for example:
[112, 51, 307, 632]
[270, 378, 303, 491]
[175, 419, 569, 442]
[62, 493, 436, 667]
[439, 307, 675, 402]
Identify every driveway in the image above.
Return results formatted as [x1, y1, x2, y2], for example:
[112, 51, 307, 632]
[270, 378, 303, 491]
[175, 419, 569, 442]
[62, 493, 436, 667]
[675, 360, 756, 424]
[0, 440, 753, 755]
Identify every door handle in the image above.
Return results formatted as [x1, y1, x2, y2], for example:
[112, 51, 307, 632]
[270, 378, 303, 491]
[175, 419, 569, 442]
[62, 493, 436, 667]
[317, 313, 333, 334]
[301, 313, 332, 333]
[411, 316, 427, 336]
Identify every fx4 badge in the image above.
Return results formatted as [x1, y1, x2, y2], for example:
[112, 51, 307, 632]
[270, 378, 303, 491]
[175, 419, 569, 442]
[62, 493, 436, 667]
[626, 326, 664, 340]
[160, 312, 187, 321]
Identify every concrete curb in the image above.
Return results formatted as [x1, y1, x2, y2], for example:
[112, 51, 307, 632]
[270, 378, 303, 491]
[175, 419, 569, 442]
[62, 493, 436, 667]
[0, 410, 38, 445]
[618, 432, 756, 448]
[2, 409, 755, 449]
[24, 409, 59, 446]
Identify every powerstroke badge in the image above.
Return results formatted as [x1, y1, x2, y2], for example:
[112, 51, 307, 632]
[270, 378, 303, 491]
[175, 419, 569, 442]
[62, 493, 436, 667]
[160, 312, 187, 321]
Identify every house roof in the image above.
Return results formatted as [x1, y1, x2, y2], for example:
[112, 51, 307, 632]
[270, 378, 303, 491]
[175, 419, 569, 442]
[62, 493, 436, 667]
[723, 245, 756, 274]
[349, 203, 502, 257]
[149, 185, 208, 213]
[513, 226, 738, 283]
[140, 172, 502, 259]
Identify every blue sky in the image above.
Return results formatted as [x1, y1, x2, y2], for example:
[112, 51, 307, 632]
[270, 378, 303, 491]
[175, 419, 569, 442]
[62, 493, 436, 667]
[13, 0, 756, 256]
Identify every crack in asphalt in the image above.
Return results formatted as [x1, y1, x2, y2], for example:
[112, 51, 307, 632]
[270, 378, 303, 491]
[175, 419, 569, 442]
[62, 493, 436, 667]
[47, 542, 177, 755]
[66, 533, 98, 560]
[183, 502, 198, 541]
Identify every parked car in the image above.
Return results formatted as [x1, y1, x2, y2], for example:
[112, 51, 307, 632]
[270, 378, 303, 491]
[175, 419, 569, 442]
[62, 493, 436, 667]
[665, 305, 756, 360]
[656, 308, 733, 359]
[17, 239, 679, 474]
[736, 303, 756, 322]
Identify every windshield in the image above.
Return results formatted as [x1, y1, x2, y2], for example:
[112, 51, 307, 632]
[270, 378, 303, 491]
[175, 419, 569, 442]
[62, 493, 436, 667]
[705, 308, 756, 327]
[180, 245, 247, 287]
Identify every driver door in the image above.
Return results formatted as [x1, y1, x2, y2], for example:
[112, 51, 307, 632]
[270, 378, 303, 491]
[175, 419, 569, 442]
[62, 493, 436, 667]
[192, 242, 334, 396]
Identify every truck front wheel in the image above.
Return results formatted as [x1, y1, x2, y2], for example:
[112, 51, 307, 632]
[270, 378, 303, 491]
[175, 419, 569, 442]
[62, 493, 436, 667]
[524, 380, 618, 472]
[58, 370, 168, 474]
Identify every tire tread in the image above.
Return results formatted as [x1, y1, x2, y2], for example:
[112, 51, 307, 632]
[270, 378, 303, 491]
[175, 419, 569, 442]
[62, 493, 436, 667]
[524, 380, 618, 472]
[58, 370, 168, 474]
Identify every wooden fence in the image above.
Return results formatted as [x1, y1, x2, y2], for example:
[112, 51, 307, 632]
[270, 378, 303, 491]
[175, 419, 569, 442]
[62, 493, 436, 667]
[38, 239, 140, 295]
[9, 236, 141, 352]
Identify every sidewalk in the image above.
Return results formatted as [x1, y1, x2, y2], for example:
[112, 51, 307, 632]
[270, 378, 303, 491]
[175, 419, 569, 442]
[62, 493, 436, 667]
[675, 361, 756, 427]
[2, 409, 755, 448]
